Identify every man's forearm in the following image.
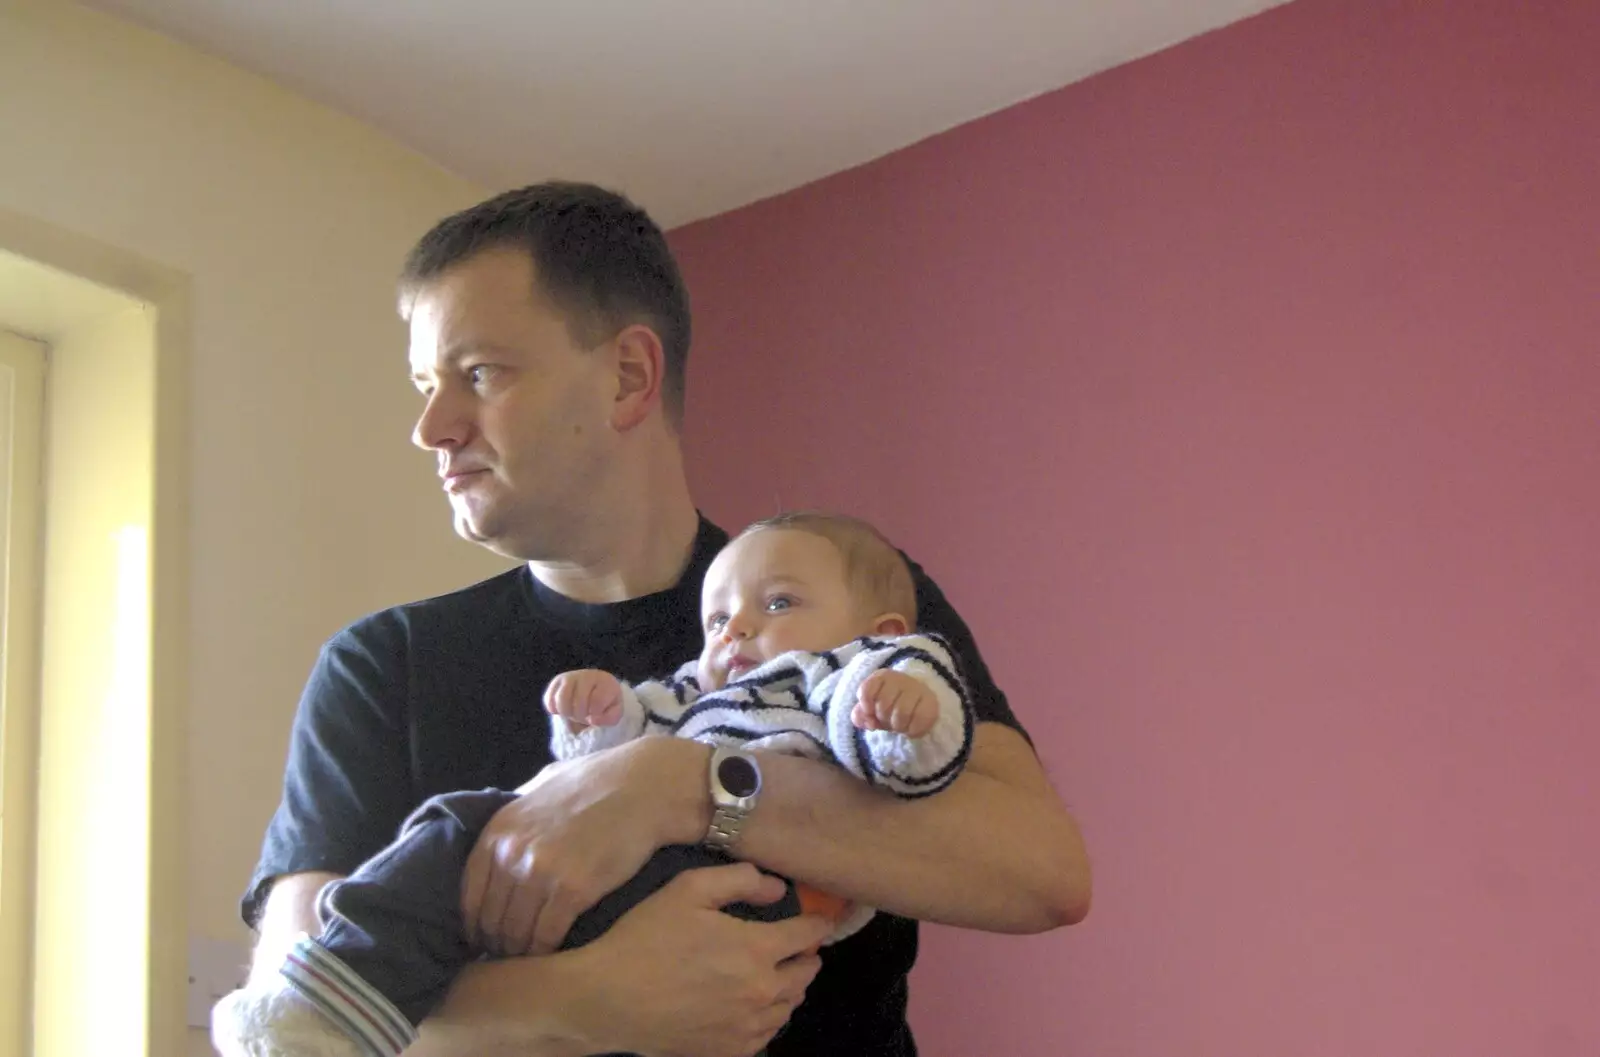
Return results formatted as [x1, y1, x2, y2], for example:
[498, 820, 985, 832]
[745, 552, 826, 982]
[248, 874, 594, 1056]
[406, 953, 595, 1057]
[734, 724, 1092, 932]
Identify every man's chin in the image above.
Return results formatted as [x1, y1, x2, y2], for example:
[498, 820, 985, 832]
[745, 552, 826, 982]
[452, 511, 493, 546]
[455, 512, 541, 562]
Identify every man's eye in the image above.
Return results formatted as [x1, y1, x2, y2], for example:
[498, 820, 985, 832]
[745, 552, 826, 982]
[766, 596, 793, 612]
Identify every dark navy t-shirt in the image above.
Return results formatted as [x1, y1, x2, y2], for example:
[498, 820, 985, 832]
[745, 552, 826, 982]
[245, 516, 1025, 1056]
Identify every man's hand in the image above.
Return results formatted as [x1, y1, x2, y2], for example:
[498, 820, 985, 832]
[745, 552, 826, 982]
[852, 670, 939, 737]
[543, 669, 626, 732]
[461, 737, 710, 957]
[566, 863, 832, 1057]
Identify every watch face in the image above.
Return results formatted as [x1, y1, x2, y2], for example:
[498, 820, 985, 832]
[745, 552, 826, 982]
[717, 755, 760, 798]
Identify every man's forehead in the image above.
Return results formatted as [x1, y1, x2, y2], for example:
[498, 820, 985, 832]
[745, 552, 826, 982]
[405, 282, 541, 374]
[408, 337, 517, 372]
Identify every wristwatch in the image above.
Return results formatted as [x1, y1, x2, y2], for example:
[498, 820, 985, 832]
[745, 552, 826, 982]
[704, 746, 762, 851]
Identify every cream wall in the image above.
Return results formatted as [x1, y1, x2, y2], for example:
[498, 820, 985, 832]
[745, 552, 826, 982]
[0, 1, 502, 1051]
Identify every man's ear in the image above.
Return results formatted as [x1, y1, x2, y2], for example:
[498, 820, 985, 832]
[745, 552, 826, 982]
[871, 613, 909, 636]
[609, 323, 665, 432]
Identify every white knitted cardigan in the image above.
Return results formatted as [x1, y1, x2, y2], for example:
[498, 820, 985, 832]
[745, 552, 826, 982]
[550, 632, 975, 799]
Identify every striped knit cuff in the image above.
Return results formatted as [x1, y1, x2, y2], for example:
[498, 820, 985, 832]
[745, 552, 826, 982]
[281, 933, 417, 1057]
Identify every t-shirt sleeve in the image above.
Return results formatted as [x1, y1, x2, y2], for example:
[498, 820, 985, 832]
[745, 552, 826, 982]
[241, 615, 416, 927]
[906, 556, 1033, 745]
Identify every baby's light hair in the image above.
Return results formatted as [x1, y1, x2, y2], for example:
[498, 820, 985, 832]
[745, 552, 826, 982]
[738, 511, 917, 626]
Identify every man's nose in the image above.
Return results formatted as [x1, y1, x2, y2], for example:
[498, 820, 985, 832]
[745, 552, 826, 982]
[412, 388, 469, 451]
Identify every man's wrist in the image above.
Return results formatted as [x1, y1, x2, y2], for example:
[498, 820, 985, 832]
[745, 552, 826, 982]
[631, 737, 714, 846]
[524, 947, 608, 1055]
[417, 953, 598, 1057]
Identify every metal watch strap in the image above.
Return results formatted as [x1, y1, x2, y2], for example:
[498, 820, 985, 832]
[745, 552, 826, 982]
[705, 804, 746, 851]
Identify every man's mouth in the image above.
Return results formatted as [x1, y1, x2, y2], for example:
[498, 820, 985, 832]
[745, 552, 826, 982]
[441, 468, 489, 493]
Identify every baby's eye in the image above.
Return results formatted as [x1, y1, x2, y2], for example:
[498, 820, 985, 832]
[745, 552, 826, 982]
[766, 595, 793, 613]
[706, 613, 729, 632]
[466, 364, 495, 387]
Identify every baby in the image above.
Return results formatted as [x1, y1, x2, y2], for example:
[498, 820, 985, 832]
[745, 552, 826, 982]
[546, 512, 976, 941]
[213, 512, 974, 1057]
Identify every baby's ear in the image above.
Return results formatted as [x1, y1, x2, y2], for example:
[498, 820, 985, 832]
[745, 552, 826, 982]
[871, 613, 909, 637]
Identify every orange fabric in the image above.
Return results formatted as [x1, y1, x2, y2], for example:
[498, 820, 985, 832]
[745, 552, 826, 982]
[793, 882, 853, 956]
[795, 882, 852, 922]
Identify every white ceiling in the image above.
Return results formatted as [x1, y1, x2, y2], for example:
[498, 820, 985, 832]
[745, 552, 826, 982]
[84, 0, 1289, 227]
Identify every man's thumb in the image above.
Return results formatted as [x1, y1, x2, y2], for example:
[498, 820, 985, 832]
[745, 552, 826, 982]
[680, 862, 788, 909]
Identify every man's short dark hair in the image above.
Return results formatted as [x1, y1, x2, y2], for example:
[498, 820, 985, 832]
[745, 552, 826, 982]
[400, 181, 692, 423]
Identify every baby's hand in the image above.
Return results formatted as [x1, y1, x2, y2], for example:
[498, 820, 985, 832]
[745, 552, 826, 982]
[543, 669, 625, 732]
[852, 670, 939, 738]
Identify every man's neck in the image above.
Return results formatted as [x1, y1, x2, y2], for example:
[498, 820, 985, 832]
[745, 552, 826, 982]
[527, 489, 702, 605]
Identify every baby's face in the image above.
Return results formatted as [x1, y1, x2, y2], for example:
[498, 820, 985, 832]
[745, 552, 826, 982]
[697, 529, 873, 690]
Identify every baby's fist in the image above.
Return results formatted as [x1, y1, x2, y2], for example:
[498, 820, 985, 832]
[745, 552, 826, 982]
[543, 669, 625, 731]
[853, 670, 938, 738]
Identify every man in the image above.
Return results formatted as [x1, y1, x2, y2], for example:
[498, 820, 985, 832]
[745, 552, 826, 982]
[244, 182, 1091, 1057]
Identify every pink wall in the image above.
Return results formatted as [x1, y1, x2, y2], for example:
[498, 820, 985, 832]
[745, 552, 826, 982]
[669, 0, 1600, 1054]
